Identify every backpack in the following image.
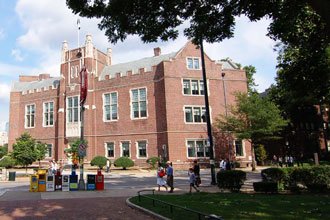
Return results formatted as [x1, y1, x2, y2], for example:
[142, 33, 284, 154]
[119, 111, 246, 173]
[158, 170, 165, 177]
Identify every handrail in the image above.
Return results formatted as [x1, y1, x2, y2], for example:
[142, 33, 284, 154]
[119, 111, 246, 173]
[136, 190, 223, 220]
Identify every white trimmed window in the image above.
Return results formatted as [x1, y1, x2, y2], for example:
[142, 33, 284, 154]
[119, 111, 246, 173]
[235, 140, 245, 157]
[183, 79, 204, 95]
[121, 141, 130, 157]
[186, 57, 201, 70]
[67, 96, 79, 123]
[137, 140, 147, 158]
[103, 92, 118, 121]
[131, 88, 147, 119]
[45, 144, 52, 158]
[185, 106, 207, 123]
[25, 104, 35, 128]
[105, 142, 115, 158]
[43, 102, 54, 127]
[187, 139, 210, 158]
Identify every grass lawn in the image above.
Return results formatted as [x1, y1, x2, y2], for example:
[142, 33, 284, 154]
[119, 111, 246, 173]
[130, 192, 330, 220]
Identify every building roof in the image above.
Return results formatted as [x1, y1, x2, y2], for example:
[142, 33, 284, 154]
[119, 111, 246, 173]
[216, 59, 240, 70]
[12, 77, 61, 92]
[99, 52, 177, 80]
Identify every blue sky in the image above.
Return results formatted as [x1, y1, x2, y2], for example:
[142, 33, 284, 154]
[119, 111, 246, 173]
[0, 0, 278, 132]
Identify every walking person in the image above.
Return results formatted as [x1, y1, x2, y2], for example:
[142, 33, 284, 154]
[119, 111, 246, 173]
[188, 167, 200, 193]
[193, 160, 201, 187]
[166, 161, 174, 193]
[156, 165, 167, 191]
[106, 159, 110, 173]
[219, 158, 226, 171]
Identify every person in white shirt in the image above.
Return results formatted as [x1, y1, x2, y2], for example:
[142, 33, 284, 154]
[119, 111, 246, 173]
[219, 159, 226, 171]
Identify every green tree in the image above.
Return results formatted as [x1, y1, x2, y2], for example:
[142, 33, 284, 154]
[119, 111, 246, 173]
[11, 132, 40, 172]
[35, 142, 47, 168]
[66, 0, 329, 44]
[64, 139, 88, 165]
[215, 92, 288, 171]
[114, 157, 134, 170]
[0, 144, 8, 158]
[90, 156, 108, 170]
[254, 144, 267, 166]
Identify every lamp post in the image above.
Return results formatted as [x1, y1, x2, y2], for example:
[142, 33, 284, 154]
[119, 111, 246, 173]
[221, 72, 231, 161]
[199, 38, 216, 185]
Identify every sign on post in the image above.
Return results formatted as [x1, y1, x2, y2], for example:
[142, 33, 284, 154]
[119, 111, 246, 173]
[78, 143, 87, 158]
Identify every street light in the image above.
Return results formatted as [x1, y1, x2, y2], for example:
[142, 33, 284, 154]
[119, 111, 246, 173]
[199, 38, 216, 185]
[221, 72, 231, 161]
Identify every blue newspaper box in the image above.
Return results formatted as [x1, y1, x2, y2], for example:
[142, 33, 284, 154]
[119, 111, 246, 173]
[69, 171, 78, 191]
[87, 174, 96, 190]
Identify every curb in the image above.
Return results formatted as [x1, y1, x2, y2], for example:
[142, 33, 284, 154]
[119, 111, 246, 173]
[126, 197, 170, 220]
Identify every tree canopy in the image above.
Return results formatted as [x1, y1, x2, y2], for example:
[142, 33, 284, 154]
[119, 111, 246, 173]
[215, 92, 288, 170]
[11, 132, 46, 168]
[66, 0, 329, 44]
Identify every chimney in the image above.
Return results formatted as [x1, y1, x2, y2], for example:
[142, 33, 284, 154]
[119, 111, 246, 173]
[154, 47, 161, 56]
[38, 74, 51, 81]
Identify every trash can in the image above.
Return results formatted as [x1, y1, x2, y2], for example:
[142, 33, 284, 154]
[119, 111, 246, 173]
[8, 171, 16, 181]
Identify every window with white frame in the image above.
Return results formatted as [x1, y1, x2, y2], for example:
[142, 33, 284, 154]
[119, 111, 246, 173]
[186, 57, 200, 70]
[104, 92, 118, 121]
[131, 88, 147, 119]
[43, 102, 54, 126]
[185, 106, 207, 123]
[106, 142, 115, 158]
[121, 141, 130, 157]
[137, 141, 147, 158]
[25, 104, 35, 128]
[183, 79, 204, 95]
[187, 139, 210, 158]
[45, 144, 52, 157]
[235, 140, 244, 157]
[67, 96, 79, 123]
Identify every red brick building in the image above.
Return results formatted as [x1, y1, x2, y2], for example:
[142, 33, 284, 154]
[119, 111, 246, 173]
[9, 35, 251, 168]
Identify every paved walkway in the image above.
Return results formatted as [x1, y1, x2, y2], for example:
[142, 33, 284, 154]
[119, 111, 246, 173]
[0, 167, 263, 219]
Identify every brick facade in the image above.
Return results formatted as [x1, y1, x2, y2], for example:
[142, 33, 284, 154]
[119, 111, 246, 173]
[8, 35, 252, 169]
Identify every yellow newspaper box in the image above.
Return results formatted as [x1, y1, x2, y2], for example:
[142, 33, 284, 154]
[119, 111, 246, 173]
[30, 174, 38, 192]
[37, 169, 47, 192]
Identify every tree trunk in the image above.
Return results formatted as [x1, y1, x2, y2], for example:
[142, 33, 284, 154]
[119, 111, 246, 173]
[251, 143, 257, 171]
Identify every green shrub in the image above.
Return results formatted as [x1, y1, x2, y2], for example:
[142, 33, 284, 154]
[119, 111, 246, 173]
[0, 156, 16, 168]
[253, 182, 278, 193]
[233, 161, 240, 168]
[261, 168, 285, 183]
[90, 156, 108, 169]
[217, 170, 246, 192]
[282, 166, 330, 193]
[114, 157, 134, 170]
[146, 157, 160, 169]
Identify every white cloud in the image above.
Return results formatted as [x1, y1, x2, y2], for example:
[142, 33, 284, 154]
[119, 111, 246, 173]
[0, 83, 10, 102]
[11, 49, 24, 61]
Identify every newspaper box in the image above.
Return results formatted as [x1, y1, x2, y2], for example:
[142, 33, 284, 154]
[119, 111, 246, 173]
[62, 174, 70, 192]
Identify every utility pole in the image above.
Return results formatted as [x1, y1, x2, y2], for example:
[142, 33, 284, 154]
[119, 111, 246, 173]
[200, 38, 216, 185]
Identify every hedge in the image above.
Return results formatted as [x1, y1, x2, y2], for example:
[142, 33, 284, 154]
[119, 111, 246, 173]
[217, 170, 246, 192]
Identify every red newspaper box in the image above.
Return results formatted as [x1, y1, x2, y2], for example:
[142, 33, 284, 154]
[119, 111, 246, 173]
[95, 170, 104, 190]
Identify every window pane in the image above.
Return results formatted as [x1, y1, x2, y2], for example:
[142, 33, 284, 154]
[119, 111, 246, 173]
[199, 81, 204, 95]
[194, 107, 201, 122]
[107, 143, 114, 157]
[191, 80, 199, 95]
[104, 94, 110, 105]
[122, 142, 130, 157]
[193, 58, 200, 69]
[196, 141, 204, 157]
[183, 80, 191, 95]
[140, 101, 147, 117]
[111, 93, 117, 104]
[187, 141, 195, 157]
[187, 58, 193, 69]
[74, 108, 79, 122]
[139, 89, 146, 101]
[138, 141, 147, 157]
[185, 107, 193, 122]
[105, 106, 110, 120]
[111, 105, 117, 120]
[73, 96, 78, 107]
[68, 97, 72, 107]
[235, 140, 244, 156]
[132, 90, 138, 101]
